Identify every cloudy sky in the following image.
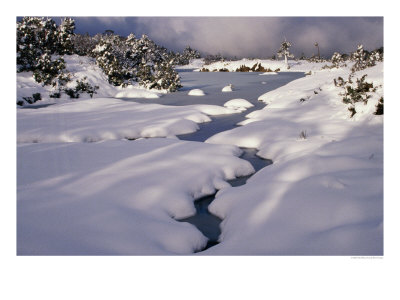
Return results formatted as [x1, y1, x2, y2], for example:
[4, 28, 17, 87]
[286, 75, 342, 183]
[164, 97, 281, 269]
[55, 17, 383, 58]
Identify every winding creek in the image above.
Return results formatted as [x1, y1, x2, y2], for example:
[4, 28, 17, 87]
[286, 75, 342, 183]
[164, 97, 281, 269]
[123, 70, 304, 252]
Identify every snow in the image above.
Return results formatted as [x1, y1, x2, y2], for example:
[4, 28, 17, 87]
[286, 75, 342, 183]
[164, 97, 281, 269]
[16, 55, 383, 256]
[223, 98, 254, 112]
[203, 62, 383, 255]
[188, 88, 206, 96]
[17, 138, 254, 255]
[17, 97, 240, 143]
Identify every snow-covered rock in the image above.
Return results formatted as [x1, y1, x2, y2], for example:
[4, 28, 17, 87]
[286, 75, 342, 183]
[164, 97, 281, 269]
[188, 88, 206, 96]
[222, 84, 234, 92]
[223, 98, 254, 112]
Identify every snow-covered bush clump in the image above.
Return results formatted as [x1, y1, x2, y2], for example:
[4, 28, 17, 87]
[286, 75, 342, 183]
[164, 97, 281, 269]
[92, 33, 182, 92]
[17, 17, 184, 106]
[175, 46, 201, 65]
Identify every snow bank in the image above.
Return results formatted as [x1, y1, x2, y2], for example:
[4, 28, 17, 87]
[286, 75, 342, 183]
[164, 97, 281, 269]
[223, 99, 254, 112]
[17, 98, 204, 143]
[203, 63, 383, 255]
[17, 97, 242, 143]
[199, 58, 328, 73]
[188, 88, 206, 96]
[17, 138, 254, 255]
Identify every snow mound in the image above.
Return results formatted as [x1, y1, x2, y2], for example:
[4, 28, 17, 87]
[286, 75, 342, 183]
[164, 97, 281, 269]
[222, 84, 234, 92]
[259, 72, 278, 75]
[188, 89, 206, 96]
[223, 99, 254, 112]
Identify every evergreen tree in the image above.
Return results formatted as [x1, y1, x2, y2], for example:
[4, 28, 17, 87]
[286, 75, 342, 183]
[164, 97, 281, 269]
[92, 38, 128, 86]
[72, 33, 97, 56]
[331, 52, 345, 68]
[351, 44, 368, 72]
[56, 17, 75, 55]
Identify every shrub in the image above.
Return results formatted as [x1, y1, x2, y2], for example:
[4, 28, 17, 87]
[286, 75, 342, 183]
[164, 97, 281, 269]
[299, 130, 308, 139]
[22, 93, 41, 104]
[235, 65, 251, 72]
[375, 97, 384, 115]
[335, 74, 378, 117]
[64, 77, 99, 98]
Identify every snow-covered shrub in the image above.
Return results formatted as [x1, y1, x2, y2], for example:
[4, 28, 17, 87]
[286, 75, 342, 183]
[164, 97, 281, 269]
[91, 33, 181, 92]
[351, 44, 368, 72]
[92, 39, 129, 86]
[32, 54, 70, 87]
[17, 17, 58, 71]
[367, 48, 384, 68]
[335, 74, 377, 117]
[331, 52, 346, 68]
[204, 54, 224, 65]
[21, 92, 42, 105]
[17, 17, 75, 72]
[67, 77, 99, 98]
[72, 33, 97, 57]
[176, 46, 201, 65]
[150, 61, 182, 92]
[55, 17, 75, 55]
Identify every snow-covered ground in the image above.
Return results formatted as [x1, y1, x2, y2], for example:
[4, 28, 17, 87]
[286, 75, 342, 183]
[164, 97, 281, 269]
[17, 138, 253, 254]
[204, 63, 383, 255]
[17, 57, 383, 255]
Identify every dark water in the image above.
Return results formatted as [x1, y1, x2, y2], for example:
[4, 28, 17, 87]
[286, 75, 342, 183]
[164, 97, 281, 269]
[123, 70, 303, 252]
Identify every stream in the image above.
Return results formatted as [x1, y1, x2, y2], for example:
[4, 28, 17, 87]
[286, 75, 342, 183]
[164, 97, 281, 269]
[123, 70, 304, 252]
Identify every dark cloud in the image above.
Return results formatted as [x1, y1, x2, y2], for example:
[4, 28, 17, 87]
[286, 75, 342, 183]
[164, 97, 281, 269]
[33, 16, 384, 58]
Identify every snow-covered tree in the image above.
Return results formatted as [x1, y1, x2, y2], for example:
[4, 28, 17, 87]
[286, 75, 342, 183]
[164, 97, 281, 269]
[92, 38, 128, 86]
[72, 33, 97, 56]
[351, 44, 368, 72]
[56, 17, 75, 55]
[147, 60, 182, 92]
[176, 46, 201, 65]
[32, 53, 70, 87]
[277, 39, 294, 67]
[331, 52, 345, 68]
[17, 17, 58, 71]
[367, 48, 383, 67]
